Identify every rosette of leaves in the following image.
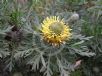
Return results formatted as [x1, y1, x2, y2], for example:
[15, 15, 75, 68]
[18, 11, 95, 76]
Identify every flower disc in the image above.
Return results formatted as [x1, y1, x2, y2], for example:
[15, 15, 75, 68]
[41, 16, 72, 46]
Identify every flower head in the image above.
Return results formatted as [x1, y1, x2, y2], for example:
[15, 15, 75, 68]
[70, 13, 79, 21]
[41, 16, 72, 46]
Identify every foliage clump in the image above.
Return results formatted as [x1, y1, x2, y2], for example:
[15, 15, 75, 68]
[0, 0, 101, 76]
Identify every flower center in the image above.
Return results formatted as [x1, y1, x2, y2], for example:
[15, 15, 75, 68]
[49, 22, 64, 35]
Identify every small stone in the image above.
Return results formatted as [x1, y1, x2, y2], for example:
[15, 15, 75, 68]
[13, 72, 23, 76]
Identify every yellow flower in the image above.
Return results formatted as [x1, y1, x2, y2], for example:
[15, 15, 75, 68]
[41, 16, 72, 46]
